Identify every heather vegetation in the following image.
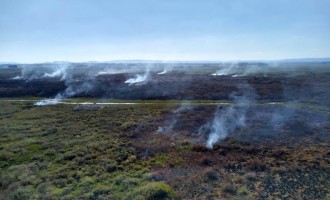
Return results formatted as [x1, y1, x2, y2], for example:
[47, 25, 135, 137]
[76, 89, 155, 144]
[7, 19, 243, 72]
[0, 99, 329, 199]
[0, 63, 329, 199]
[0, 101, 177, 199]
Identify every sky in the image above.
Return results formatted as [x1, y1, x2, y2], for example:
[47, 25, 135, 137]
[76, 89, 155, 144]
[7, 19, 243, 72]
[0, 0, 330, 63]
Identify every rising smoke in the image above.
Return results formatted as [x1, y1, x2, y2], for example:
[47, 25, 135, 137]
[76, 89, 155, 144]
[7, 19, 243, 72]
[157, 65, 173, 75]
[96, 69, 126, 76]
[125, 66, 150, 85]
[204, 85, 256, 148]
[35, 64, 97, 106]
[11, 65, 42, 80]
[54, 65, 97, 98]
[212, 63, 269, 77]
[42, 65, 69, 80]
[34, 99, 62, 106]
[12, 64, 69, 81]
[157, 102, 193, 134]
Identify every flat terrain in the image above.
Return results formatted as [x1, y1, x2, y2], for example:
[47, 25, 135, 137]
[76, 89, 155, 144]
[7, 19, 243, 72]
[0, 63, 329, 199]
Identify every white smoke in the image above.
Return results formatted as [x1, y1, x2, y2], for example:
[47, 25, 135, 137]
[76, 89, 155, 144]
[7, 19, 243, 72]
[11, 76, 23, 80]
[157, 66, 173, 75]
[212, 67, 235, 76]
[205, 85, 255, 148]
[206, 105, 246, 148]
[57, 66, 96, 99]
[11, 64, 69, 81]
[157, 102, 192, 134]
[125, 74, 148, 84]
[125, 67, 150, 85]
[158, 70, 167, 75]
[96, 68, 128, 76]
[211, 63, 236, 76]
[11, 65, 40, 80]
[42, 65, 69, 80]
[212, 63, 269, 77]
[34, 99, 62, 106]
[57, 81, 95, 98]
[35, 64, 96, 105]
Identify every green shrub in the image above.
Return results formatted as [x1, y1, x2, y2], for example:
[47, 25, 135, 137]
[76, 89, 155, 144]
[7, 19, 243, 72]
[9, 186, 33, 200]
[0, 150, 14, 161]
[90, 185, 112, 199]
[238, 186, 249, 196]
[105, 163, 118, 173]
[126, 182, 175, 200]
[120, 121, 137, 130]
[0, 160, 8, 169]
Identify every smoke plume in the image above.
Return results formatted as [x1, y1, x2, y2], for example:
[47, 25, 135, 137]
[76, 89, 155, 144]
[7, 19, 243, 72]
[212, 63, 269, 77]
[42, 65, 69, 80]
[34, 99, 62, 106]
[96, 68, 130, 76]
[125, 67, 150, 85]
[35, 64, 96, 106]
[11, 65, 41, 80]
[157, 102, 192, 134]
[12, 64, 70, 81]
[158, 66, 173, 75]
[56, 66, 96, 98]
[204, 85, 255, 148]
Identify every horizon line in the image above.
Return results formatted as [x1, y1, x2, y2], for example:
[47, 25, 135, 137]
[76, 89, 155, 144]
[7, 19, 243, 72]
[1, 57, 330, 65]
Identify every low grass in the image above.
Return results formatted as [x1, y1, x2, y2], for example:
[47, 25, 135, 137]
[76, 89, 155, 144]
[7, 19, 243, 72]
[0, 99, 329, 199]
[0, 100, 176, 199]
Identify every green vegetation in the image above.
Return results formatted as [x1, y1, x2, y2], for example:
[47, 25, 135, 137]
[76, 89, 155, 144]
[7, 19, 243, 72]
[0, 100, 329, 199]
[0, 101, 176, 199]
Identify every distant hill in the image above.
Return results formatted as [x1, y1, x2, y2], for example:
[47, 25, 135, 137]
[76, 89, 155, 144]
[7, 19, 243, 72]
[277, 58, 330, 63]
[1, 58, 330, 65]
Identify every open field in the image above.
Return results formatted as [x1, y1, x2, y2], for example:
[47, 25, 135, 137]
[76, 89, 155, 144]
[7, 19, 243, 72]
[0, 63, 329, 199]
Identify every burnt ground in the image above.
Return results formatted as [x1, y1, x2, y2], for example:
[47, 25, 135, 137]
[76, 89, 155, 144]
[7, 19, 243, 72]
[129, 104, 330, 199]
[134, 105, 330, 146]
[1, 71, 330, 107]
[0, 66, 329, 199]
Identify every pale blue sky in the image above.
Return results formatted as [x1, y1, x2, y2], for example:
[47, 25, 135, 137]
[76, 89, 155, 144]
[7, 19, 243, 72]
[1, 0, 329, 62]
